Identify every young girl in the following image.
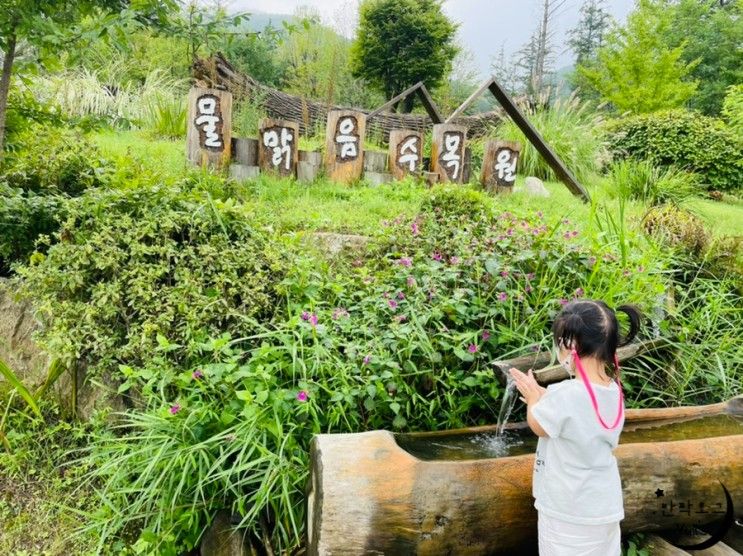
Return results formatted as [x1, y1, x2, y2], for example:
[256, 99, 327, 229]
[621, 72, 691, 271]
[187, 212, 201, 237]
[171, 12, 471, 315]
[509, 299, 642, 556]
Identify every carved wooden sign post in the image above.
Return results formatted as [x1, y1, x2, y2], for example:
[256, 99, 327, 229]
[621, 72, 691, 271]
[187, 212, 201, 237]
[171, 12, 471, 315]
[388, 129, 424, 180]
[431, 124, 467, 184]
[186, 87, 232, 168]
[481, 140, 521, 194]
[258, 118, 299, 177]
[324, 110, 366, 183]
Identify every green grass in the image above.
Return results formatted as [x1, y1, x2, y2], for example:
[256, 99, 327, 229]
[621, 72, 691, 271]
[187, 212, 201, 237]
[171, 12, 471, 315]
[687, 196, 743, 237]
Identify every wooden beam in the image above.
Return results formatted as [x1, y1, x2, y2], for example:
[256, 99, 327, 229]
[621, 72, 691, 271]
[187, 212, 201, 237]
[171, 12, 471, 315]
[445, 77, 494, 123]
[367, 82, 425, 119]
[367, 82, 444, 124]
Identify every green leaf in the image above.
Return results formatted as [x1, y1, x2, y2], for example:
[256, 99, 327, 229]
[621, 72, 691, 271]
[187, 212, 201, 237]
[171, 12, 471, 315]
[392, 414, 407, 429]
[454, 348, 474, 362]
[390, 402, 401, 414]
[0, 358, 41, 418]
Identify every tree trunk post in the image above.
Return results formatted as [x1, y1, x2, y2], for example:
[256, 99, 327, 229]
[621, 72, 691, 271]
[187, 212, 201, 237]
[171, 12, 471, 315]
[324, 110, 366, 184]
[430, 124, 467, 184]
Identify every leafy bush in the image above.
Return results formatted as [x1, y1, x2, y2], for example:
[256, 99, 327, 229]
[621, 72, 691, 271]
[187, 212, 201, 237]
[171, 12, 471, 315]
[16, 183, 291, 377]
[604, 110, 743, 192]
[721, 84, 743, 138]
[642, 204, 709, 255]
[607, 159, 697, 206]
[0, 124, 111, 195]
[494, 92, 607, 183]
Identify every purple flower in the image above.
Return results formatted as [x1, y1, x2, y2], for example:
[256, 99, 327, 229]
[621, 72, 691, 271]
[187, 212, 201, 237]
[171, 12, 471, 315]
[169, 404, 181, 415]
[301, 311, 310, 321]
[482, 330, 491, 341]
[500, 270, 509, 278]
[563, 231, 571, 239]
[506, 228, 514, 236]
[397, 291, 405, 300]
[297, 390, 308, 402]
[468, 344, 478, 353]
[395, 315, 407, 323]
[571, 230, 579, 238]
[332, 307, 349, 320]
[526, 273, 535, 281]
[525, 285, 533, 293]
[559, 298, 569, 306]
[450, 256, 460, 265]
[398, 257, 412, 267]
[574, 287, 585, 297]
[497, 292, 508, 302]
[192, 369, 204, 380]
[588, 256, 597, 267]
[537, 210, 544, 219]
[407, 275, 416, 287]
[363, 355, 371, 365]
[411, 221, 420, 236]
[388, 299, 398, 310]
[309, 314, 319, 327]
[432, 252, 443, 262]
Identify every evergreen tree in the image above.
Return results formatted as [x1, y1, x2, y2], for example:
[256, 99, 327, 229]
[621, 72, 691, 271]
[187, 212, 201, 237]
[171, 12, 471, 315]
[568, 0, 612, 65]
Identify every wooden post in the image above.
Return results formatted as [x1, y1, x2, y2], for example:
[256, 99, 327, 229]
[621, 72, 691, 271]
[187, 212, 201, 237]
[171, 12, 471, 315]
[481, 140, 521, 194]
[430, 124, 467, 184]
[186, 87, 232, 168]
[388, 129, 424, 180]
[258, 118, 299, 178]
[324, 110, 366, 184]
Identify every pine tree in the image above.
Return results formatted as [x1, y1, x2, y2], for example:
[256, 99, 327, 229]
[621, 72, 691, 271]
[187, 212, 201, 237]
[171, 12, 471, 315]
[568, 0, 612, 65]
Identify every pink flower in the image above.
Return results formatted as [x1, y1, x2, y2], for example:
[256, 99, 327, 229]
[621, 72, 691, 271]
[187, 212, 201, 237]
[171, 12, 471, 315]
[398, 257, 412, 267]
[395, 315, 407, 323]
[574, 287, 584, 297]
[559, 298, 569, 306]
[309, 314, 318, 327]
[497, 292, 508, 302]
[407, 276, 416, 287]
[482, 330, 491, 341]
[623, 269, 631, 277]
[297, 390, 308, 402]
[432, 252, 443, 262]
[397, 291, 405, 300]
[468, 344, 478, 353]
[388, 299, 398, 310]
[332, 308, 349, 320]
[301, 311, 310, 321]
[588, 256, 597, 267]
[506, 228, 514, 236]
[537, 210, 544, 219]
[450, 256, 460, 265]
[563, 231, 571, 239]
[169, 404, 181, 415]
[500, 270, 509, 278]
[411, 221, 419, 236]
[571, 230, 579, 238]
[525, 285, 533, 293]
[363, 355, 371, 365]
[192, 369, 204, 380]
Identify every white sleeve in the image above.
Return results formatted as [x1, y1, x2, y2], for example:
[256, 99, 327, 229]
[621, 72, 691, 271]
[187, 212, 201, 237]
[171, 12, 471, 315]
[531, 384, 569, 438]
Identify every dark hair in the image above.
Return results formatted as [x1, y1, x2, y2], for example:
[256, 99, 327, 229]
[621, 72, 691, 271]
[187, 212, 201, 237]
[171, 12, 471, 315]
[552, 300, 642, 377]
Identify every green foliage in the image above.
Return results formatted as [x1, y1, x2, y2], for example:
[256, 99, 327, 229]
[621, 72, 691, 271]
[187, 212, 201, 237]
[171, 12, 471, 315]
[577, 0, 699, 113]
[351, 0, 458, 109]
[721, 84, 743, 138]
[642, 204, 710, 256]
[607, 159, 697, 206]
[662, 0, 743, 115]
[494, 92, 607, 183]
[219, 26, 287, 87]
[0, 123, 110, 195]
[16, 182, 291, 377]
[605, 110, 743, 191]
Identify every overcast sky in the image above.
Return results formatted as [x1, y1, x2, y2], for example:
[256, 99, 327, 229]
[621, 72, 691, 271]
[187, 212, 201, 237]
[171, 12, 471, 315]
[229, 0, 636, 77]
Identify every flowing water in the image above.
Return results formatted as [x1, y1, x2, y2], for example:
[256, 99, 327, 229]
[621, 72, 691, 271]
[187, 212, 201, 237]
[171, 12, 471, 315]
[395, 413, 743, 462]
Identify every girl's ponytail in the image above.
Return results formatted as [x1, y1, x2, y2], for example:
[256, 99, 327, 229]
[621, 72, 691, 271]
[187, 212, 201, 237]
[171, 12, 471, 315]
[616, 304, 642, 347]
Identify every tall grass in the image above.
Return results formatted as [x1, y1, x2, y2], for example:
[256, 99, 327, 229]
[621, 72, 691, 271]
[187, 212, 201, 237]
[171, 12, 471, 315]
[607, 159, 697, 207]
[493, 91, 607, 183]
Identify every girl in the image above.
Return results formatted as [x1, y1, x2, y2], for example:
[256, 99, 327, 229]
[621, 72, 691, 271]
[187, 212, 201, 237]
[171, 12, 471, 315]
[509, 299, 642, 556]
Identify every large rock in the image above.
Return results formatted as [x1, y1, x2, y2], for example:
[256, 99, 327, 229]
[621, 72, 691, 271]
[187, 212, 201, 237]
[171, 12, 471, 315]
[0, 278, 50, 387]
[200, 511, 249, 556]
[524, 176, 550, 197]
[309, 233, 370, 257]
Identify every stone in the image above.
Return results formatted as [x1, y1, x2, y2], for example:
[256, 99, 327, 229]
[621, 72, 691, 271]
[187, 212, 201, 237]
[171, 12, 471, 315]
[310, 233, 370, 257]
[200, 511, 249, 556]
[363, 150, 388, 174]
[364, 171, 392, 187]
[299, 150, 323, 166]
[524, 176, 550, 197]
[229, 164, 260, 182]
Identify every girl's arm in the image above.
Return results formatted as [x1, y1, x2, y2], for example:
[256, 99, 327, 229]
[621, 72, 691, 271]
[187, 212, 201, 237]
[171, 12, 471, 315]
[527, 400, 549, 437]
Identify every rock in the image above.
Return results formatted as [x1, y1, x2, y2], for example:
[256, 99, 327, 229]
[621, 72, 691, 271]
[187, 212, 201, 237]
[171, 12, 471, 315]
[524, 176, 550, 197]
[229, 164, 260, 182]
[310, 233, 370, 257]
[200, 511, 249, 556]
[364, 172, 392, 187]
[0, 278, 50, 388]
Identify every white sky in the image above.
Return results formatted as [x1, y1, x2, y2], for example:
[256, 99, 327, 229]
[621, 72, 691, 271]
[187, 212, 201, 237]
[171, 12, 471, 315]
[227, 0, 635, 77]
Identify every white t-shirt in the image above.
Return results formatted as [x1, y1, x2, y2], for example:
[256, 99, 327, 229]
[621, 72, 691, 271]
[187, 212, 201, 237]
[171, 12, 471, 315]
[531, 377, 625, 524]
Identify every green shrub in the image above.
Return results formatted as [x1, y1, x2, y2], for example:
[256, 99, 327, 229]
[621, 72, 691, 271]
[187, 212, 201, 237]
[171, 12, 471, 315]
[607, 159, 697, 206]
[642, 204, 710, 255]
[605, 110, 743, 192]
[721, 84, 743, 139]
[16, 183, 291, 377]
[493, 92, 607, 183]
[0, 123, 111, 195]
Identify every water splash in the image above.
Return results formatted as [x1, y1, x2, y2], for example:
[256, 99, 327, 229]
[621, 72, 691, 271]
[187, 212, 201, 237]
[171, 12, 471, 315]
[467, 372, 523, 457]
[496, 372, 519, 436]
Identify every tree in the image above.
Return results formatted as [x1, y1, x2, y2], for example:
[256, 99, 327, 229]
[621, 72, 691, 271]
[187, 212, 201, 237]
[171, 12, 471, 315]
[577, 0, 699, 114]
[568, 0, 612, 65]
[350, 0, 458, 113]
[661, 0, 743, 115]
[0, 0, 176, 155]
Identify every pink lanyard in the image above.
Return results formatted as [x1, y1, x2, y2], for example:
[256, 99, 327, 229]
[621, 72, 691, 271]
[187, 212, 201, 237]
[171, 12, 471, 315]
[572, 349, 624, 430]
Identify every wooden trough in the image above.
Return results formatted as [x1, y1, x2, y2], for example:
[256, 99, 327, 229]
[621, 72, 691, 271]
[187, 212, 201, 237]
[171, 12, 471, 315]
[306, 394, 743, 555]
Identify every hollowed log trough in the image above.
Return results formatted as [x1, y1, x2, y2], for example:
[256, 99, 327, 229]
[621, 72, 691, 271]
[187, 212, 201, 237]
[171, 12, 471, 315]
[306, 395, 743, 555]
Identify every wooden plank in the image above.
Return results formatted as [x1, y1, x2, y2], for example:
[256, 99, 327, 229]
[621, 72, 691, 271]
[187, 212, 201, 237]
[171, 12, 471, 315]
[644, 534, 691, 555]
[367, 82, 425, 118]
[388, 129, 424, 180]
[445, 77, 495, 123]
[324, 110, 366, 184]
[667, 534, 741, 556]
[186, 87, 232, 168]
[367, 82, 444, 124]
[486, 79, 590, 201]
[258, 118, 299, 178]
[232, 137, 258, 166]
[416, 84, 444, 124]
[430, 124, 467, 184]
[481, 140, 521, 194]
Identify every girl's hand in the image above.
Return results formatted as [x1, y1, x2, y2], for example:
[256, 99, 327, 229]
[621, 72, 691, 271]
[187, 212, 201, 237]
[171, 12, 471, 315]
[508, 367, 547, 405]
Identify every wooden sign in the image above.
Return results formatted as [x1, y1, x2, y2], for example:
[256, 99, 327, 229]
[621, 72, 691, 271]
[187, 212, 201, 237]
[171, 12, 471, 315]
[388, 129, 423, 180]
[258, 118, 299, 177]
[481, 140, 521, 193]
[430, 124, 467, 184]
[324, 110, 366, 183]
[186, 87, 232, 168]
